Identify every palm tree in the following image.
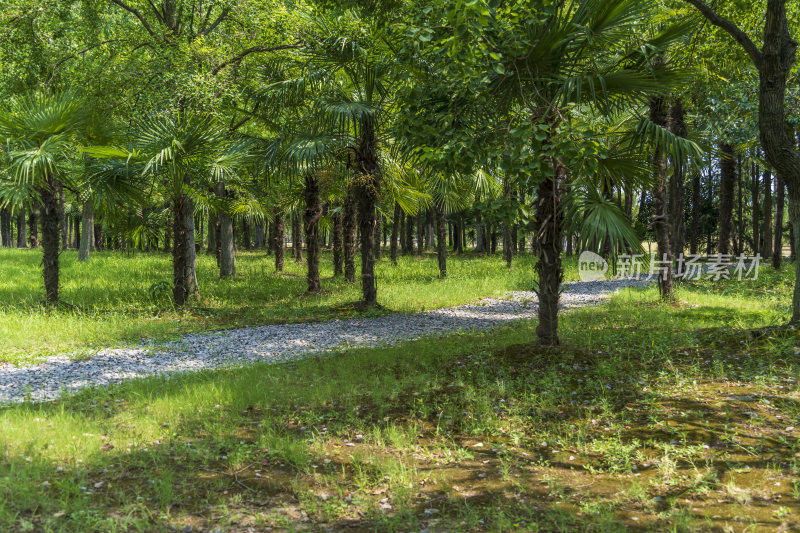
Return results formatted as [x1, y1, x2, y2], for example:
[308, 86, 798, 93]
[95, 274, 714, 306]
[400, 0, 692, 344]
[0, 92, 85, 303]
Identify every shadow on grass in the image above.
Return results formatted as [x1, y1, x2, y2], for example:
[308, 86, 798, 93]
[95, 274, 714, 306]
[1, 288, 799, 531]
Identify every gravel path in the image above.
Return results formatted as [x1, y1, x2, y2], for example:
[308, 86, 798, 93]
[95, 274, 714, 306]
[0, 278, 648, 404]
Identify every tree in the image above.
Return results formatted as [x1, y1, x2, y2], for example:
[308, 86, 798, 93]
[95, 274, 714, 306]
[0, 91, 85, 303]
[399, 0, 690, 343]
[683, 0, 800, 323]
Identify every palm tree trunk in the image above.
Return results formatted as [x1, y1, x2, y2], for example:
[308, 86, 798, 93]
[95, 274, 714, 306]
[405, 213, 414, 254]
[415, 211, 423, 255]
[390, 202, 400, 264]
[304, 174, 322, 293]
[332, 210, 343, 274]
[28, 208, 38, 248]
[292, 215, 303, 262]
[669, 99, 687, 257]
[217, 182, 236, 277]
[78, 201, 93, 261]
[718, 142, 736, 255]
[40, 176, 62, 303]
[774, 175, 785, 268]
[343, 185, 357, 282]
[273, 206, 285, 272]
[650, 96, 672, 301]
[436, 206, 447, 278]
[475, 210, 484, 252]
[534, 167, 563, 345]
[0, 207, 10, 247]
[59, 188, 67, 249]
[374, 214, 382, 259]
[355, 126, 381, 306]
[243, 217, 251, 250]
[16, 211, 26, 248]
[207, 212, 217, 254]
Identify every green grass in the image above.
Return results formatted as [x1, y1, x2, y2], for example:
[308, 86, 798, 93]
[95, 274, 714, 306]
[0, 248, 581, 364]
[1, 264, 797, 531]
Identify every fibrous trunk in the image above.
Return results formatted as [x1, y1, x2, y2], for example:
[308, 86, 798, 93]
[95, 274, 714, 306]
[534, 167, 563, 346]
[390, 202, 400, 264]
[436, 206, 447, 278]
[669, 100, 687, 257]
[332, 210, 343, 274]
[292, 215, 303, 262]
[172, 186, 200, 305]
[343, 185, 357, 282]
[39, 175, 62, 303]
[273, 207, 285, 272]
[16, 211, 26, 248]
[718, 142, 736, 255]
[304, 174, 322, 293]
[650, 96, 673, 301]
[355, 121, 380, 306]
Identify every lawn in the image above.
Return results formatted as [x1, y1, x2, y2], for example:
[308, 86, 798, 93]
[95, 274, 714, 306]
[1, 265, 797, 532]
[0, 248, 582, 364]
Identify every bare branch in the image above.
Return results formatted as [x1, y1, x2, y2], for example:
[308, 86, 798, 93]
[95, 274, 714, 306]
[145, 0, 165, 24]
[211, 43, 300, 75]
[199, 8, 229, 37]
[107, 0, 157, 38]
[682, 0, 763, 69]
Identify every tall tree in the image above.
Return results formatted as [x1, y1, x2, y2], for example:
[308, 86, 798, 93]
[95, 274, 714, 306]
[684, 0, 800, 321]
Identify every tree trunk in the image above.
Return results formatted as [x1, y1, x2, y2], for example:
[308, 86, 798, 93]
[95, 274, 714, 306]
[355, 121, 381, 306]
[751, 159, 761, 253]
[217, 182, 236, 277]
[534, 167, 563, 346]
[16, 211, 26, 248]
[273, 207, 285, 272]
[761, 169, 773, 259]
[29, 209, 39, 248]
[254, 218, 264, 248]
[650, 96, 672, 301]
[416, 211, 424, 255]
[669, 99, 687, 257]
[39, 176, 62, 303]
[1, 207, 11, 246]
[304, 174, 322, 293]
[375, 214, 382, 259]
[390, 202, 400, 265]
[241, 217, 250, 250]
[791, 186, 800, 321]
[425, 209, 433, 250]
[737, 154, 744, 255]
[332, 210, 343, 274]
[59, 188, 67, 249]
[292, 215, 303, 262]
[774, 175, 785, 268]
[343, 185, 357, 282]
[475, 210, 484, 252]
[207, 212, 217, 254]
[718, 142, 736, 255]
[405, 213, 414, 255]
[78, 201, 93, 261]
[436, 206, 447, 278]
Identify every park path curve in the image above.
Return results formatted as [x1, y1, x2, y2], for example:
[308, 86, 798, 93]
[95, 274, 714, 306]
[0, 278, 648, 404]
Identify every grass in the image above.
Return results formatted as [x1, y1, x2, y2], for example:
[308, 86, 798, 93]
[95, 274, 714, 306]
[0, 263, 797, 531]
[0, 247, 581, 364]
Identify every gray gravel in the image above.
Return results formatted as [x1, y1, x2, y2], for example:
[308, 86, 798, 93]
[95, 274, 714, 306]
[0, 278, 648, 404]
